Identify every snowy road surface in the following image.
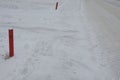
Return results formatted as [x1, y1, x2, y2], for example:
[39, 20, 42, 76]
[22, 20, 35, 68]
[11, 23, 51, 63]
[0, 0, 120, 80]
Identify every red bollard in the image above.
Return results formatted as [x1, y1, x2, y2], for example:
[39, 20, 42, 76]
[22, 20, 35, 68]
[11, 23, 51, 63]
[9, 29, 14, 57]
[56, 2, 58, 10]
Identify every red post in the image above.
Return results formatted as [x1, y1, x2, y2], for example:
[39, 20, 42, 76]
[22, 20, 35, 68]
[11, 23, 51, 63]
[56, 2, 58, 10]
[9, 29, 14, 57]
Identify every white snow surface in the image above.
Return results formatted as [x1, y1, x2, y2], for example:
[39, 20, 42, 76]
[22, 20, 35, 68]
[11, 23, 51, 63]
[0, 0, 120, 80]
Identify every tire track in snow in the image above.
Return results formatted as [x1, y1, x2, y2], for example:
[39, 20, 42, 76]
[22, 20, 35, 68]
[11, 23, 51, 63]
[0, 25, 79, 34]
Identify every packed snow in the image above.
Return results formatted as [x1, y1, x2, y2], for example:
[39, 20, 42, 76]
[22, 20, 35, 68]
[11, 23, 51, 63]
[0, 0, 120, 80]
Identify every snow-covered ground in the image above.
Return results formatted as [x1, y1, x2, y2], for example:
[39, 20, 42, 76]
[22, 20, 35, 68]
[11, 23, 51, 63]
[0, 0, 120, 80]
